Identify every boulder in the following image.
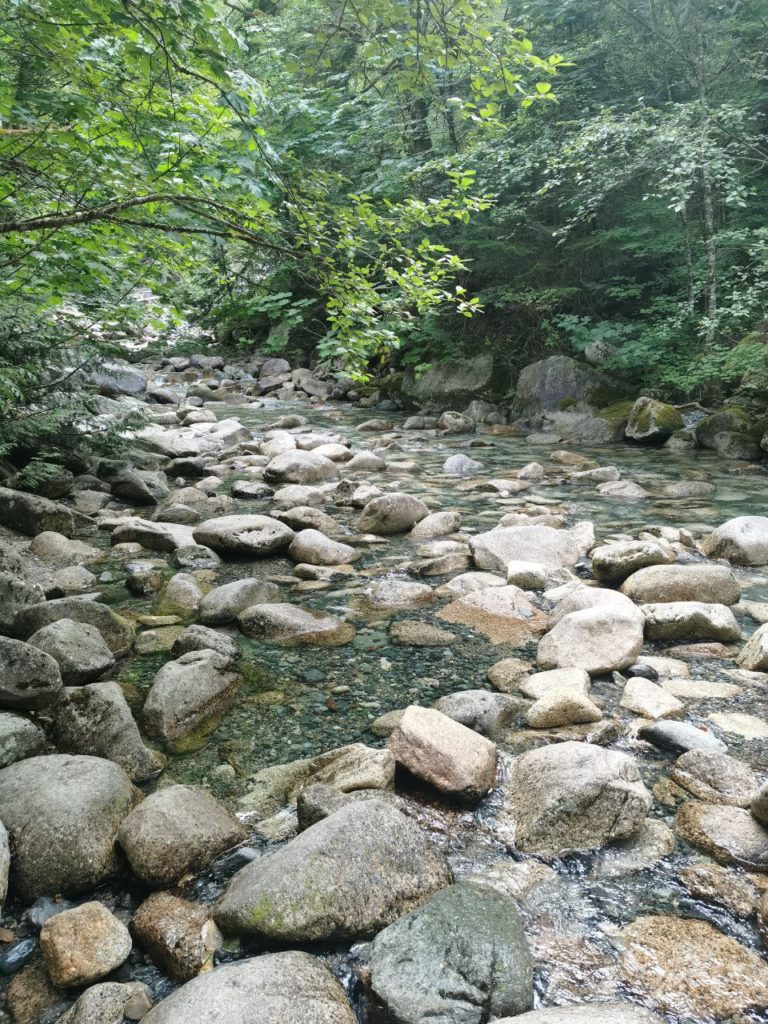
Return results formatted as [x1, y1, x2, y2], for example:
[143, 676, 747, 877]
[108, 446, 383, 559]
[58, 982, 152, 1024]
[518, 667, 591, 700]
[621, 563, 740, 605]
[193, 515, 294, 556]
[40, 901, 132, 987]
[590, 540, 675, 585]
[497, 1008, 662, 1024]
[288, 529, 358, 566]
[402, 353, 496, 411]
[52, 682, 164, 784]
[700, 515, 768, 565]
[0, 636, 62, 710]
[140, 951, 356, 1024]
[508, 741, 652, 856]
[263, 450, 339, 485]
[642, 601, 741, 642]
[238, 603, 354, 647]
[469, 525, 581, 572]
[389, 620, 456, 646]
[438, 584, 544, 645]
[199, 578, 281, 625]
[215, 801, 450, 940]
[388, 705, 497, 800]
[131, 892, 221, 982]
[506, 560, 548, 589]
[525, 688, 602, 728]
[27, 619, 114, 684]
[410, 510, 462, 539]
[0, 486, 76, 537]
[510, 355, 612, 418]
[359, 493, 429, 535]
[0, 572, 45, 634]
[15, 598, 135, 657]
[620, 678, 683, 720]
[111, 517, 196, 552]
[671, 749, 756, 806]
[713, 430, 761, 460]
[152, 573, 204, 619]
[619, 914, 768, 1020]
[625, 397, 683, 444]
[0, 754, 139, 899]
[433, 690, 521, 738]
[537, 607, 644, 675]
[443, 454, 483, 476]
[118, 785, 246, 887]
[370, 882, 533, 1024]
[695, 407, 755, 448]
[110, 468, 169, 505]
[89, 362, 146, 397]
[142, 650, 241, 752]
[751, 780, 768, 826]
[437, 410, 475, 434]
[366, 579, 434, 609]
[0, 712, 46, 768]
[638, 720, 727, 755]
[547, 584, 642, 628]
[172, 623, 239, 663]
[675, 801, 768, 869]
[736, 621, 768, 670]
[172, 543, 220, 569]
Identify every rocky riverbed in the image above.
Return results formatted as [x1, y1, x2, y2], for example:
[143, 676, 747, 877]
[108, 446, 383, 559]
[0, 352, 767, 1024]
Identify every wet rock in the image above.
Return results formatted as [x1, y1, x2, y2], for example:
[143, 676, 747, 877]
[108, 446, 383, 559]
[275, 505, 338, 533]
[131, 893, 221, 982]
[537, 607, 644, 675]
[40, 901, 131, 987]
[707, 710, 768, 738]
[0, 712, 46, 768]
[590, 540, 675, 585]
[152, 573, 204, 618]
[15, 598, 135, 657]
[437, 410, 476, 433]
[171, 623, 238, 663]
[752, 779, 768, 825]
[497, 1007, 662, 1024]
[90, 362, 146, 397]
[33, 533, 104, 570]
[700, 514, 768, 565]
[469, 525, 581, 572]
[0, 754, 139, 899]
[620, 678, 683, 719]
[52, 682, 164, 784]
[193, 514, 294, 556]
[59, 981, 152, 1024]
[134, 625, 184, 655]
[369, 881, 532, 1024]
[366, 579, 434, 609]
[433, 690, 521, 738]
[238, 602, 354, 646]
[410, 510, 461, 538]
[679, 863, 761, 917]
[388, 705, 497, 800]
[118, 784, 246, 888]
[359, 493, 429, 535]
[676, 801, 768, 869]
[619, 914, 768, 1019]
[443, 453, 482, 475]
[0, 571, 45, 634]
[111, 517, 196, 552]
[714, 429, 761, 460]
[263, 450, 339, 484]
[625, 397, 683, 444]
[238, 743, 395, 818]
[346, 451, 386, 472]
[171, 544, 220, 570]
[215, 801, 450, 941]
[642, 601, 741, 642]
[110, 468, 169, 505]
[27, 619, 114, 684]
[486, 657, 532, 692]
[620, 562, 740, 605]
[439, 584, 545, 645]
[142, 650, 241, 752]
[518, 667, 590, 699]
[506, 560, 548, 589]
[5, 960, 66, 1024]
[0, 486, 76, 538]
[736, 621, 768, 670]
[388, 620, 455, 646]
[199, 577, 281, 626]
[288, 529, 357, 566]
[638, 720, 727, 754]
[508, 742, 651, 856]
[0, 636, 62, 710]
[590, 820, 675, 878]
[526, 689, 602, 728]
[140, 951, 356, 1024]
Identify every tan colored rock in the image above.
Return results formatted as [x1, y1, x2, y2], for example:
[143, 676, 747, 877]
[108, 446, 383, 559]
[525, 688, 601, 728]
[487, 657, 531, 692]
[736, 622, 768, 670]
[671, 748, 757, 806]
[537, 607, 644, 675]
[679, 863, 761, 918]
[642, 601, 741, 642]
[40, 902, 132, 987]
[676, 800, 768, 870]
[439, 585, 547, 645]
[518, 668, 590, 699]
[131, 892, 221, 982]
[620, 914, 768, 1019]
[620, 678, 683, 719]
[389, 621, 456, 646]
[388, 705, 497, 799]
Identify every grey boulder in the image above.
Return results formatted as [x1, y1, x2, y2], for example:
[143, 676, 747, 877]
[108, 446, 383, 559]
[199, 577, 281, 625]
[215, 800, 450, 940]
[193, 515, 294, 556]
[15, 597, 135, 657]
[359, 494, 429, 535]
[0, 636, 62, 710]
[27, 618, 115, 684]
[370, 881, 532, 1024]
[0, 711, 46, 768]
[700, 515, 768, 566]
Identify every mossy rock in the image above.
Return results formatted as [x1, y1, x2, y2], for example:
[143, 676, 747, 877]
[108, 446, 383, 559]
[713, 431, 762, 462]
[558, 396, 578, 411]
[625, 397, 683, 445]
[695, 407, 762, 449]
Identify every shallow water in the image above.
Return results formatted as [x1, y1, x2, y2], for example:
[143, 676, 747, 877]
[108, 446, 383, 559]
[11, 393, 768, 1022]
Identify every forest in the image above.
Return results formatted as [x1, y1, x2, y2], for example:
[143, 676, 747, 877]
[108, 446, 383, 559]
[1, 0, 767, 466]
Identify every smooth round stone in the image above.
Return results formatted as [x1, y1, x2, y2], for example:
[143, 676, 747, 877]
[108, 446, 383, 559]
[671, 749, 757, 806]
[676, 801, 768, 870]
[620, 678, 683, 720]
[638, 721, 727, 755]
[525, 689, 602, 729]
[707, 711, 768, 739]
